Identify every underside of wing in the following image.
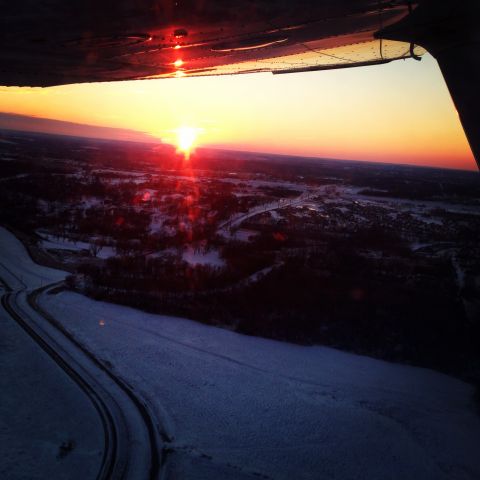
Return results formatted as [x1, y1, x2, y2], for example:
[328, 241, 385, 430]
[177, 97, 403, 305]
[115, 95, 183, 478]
[0, 1, 421, 87]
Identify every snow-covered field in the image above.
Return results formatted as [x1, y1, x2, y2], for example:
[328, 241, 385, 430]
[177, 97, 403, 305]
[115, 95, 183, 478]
[0, 227, 103, 479]
[40, 292, 480, 480]
[2, 224, 480, 479]
[0, 227, 66, 289]
[342, 186, 480, 217]
[183, 246, 224, 267]
[0, 295, 104, 480]
[38, 232, 116, 260]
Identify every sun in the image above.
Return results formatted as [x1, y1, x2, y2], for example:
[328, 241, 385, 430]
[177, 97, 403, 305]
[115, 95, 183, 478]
[175, 126, 199, 159]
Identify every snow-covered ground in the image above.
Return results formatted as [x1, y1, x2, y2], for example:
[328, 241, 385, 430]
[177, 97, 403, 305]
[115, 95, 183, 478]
[39, 291, 480, 480]
[149, 213, 167, 234]
[2, 224, 480, 479]
[0, 294, 104, 480]
[183, 246, 224, 267]
[0, 226, 66, 289]
[231, 229, 258, 242]
[37, 232, 116, 260]
[342, 186, 480, 217]
[0, 227, 104, 479]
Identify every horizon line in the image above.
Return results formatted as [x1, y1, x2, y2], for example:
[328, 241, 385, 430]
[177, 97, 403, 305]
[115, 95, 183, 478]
[0, 112, 476, 173]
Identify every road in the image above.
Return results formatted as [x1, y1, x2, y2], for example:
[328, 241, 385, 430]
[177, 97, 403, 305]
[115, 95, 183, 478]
[217, 186, 332, 236]
[0, 226, 165, 480]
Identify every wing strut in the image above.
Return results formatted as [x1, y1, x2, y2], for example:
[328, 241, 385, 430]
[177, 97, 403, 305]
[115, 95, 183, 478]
[377, 0, 480, 169]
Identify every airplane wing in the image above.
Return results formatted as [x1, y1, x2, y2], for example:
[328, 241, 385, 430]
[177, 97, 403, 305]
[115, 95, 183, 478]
[0, 1, 421, 87]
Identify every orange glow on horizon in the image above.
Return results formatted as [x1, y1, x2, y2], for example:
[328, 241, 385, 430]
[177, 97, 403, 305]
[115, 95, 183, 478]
[0, 54, 476, 170]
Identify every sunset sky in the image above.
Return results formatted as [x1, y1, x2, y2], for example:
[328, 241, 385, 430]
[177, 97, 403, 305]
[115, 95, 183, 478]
[0, 53, 476, 171]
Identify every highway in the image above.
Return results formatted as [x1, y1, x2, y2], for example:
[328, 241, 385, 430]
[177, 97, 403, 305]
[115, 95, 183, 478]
[0, 256, 165, 480]
[218, 190, 315, 235]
